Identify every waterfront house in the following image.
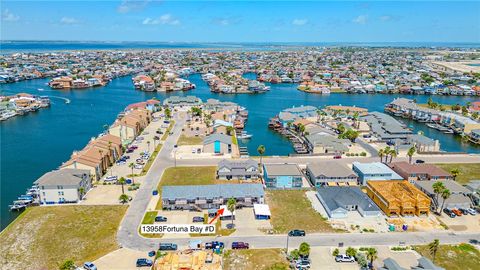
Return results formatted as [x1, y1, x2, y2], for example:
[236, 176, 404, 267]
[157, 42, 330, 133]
[388, 161, 452, 181]
[216, 159, 260, 180]
[306, 162, 358, 187]
[305, 133, 350, 154]
[163, 96, 202, 107]
[213, 119, 234, 135]
[203, 134, 233, 154]
[468, 129, 480, 144]
[109, 108, 150, 144]
[415, 180, 472, 210]
[361, 112, 413, 141]
[352, 162, 404, 186]
[405, 134, 441, 153]
[366, 180, 430, 217]
[323, 105, 368, 117]
[161, 184, 264, 210]
[316, 187, 382, 219]
[125, 99, 161, 112]
[35, 169, 91, 204]
[263, 163, 303, 188]
[278, 105, 317, 127]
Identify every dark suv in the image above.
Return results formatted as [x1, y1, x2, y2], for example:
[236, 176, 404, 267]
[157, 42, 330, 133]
[159, 243, 178, 251]
[205, 241, 224, 249]
[136, 258, 153, 267]
[288, 229, 306, 237]
[232, 242, 249, 249]
[155, 216, 168, 222]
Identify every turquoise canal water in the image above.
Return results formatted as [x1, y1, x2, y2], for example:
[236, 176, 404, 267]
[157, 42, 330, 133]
[1, 74, 479, 229]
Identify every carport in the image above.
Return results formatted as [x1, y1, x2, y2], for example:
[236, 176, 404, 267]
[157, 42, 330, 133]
[253, 203, 271, 220]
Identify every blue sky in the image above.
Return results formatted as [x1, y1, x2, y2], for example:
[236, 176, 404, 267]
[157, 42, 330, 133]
[1, 1, 479, 43]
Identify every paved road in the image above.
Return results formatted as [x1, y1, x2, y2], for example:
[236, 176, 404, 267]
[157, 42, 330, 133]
[117, 114, 186, 250]
[175, 153, 480, 167]
[117, 114, 480, 251]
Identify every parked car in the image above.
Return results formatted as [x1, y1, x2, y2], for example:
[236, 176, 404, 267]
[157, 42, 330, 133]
[192, 216, 205, 223]
[205, 241, 224, 249]
[333, 155, 342, 159]
[296, 258, 311, 269]
[288, 229, 306, 237]
[104, 176, 118, 182]
[466, 208, 477, 215]
[232, 242, 249, 249]
[452, 209, 463, 216]
[159, 243, 177, 251]
[136, 258, 153, 267]
[164, 120, 170, 124]
[126, 149, 134, 153]
[443, 208, 456, 218]
[415, 159, 425, 164]
[83, 262, 97, 270]
[459, 208, 470, 215]
[156, 130, 164, 135]
[134, 164, 143, 169]
[155, 216, 168, 222]
[335, 255, 355, 262]
[148, 251, 156, 257]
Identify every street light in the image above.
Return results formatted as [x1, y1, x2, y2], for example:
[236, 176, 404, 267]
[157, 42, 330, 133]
[174, 145, 178, 167]
[286, 234, 290, 254]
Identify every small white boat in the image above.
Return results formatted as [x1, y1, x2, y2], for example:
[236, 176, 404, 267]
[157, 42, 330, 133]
[9, 201, 27, 211]
[237, 131, 253, 139]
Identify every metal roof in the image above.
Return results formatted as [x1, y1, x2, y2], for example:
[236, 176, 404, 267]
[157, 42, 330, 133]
[162, 184, 264, 200]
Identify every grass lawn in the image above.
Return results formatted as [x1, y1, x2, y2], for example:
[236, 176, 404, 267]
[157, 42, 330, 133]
[0, 205, 127, 270]
[413, 243, 480, 270]
[266, 190, 335, 234]
[156, 166, 214, 209]
[141, 211, 158, 224]
[139, 211, 163, 238]
[435, 163, 480, 185]
[223, 249, 290, 270]
[155, 166, 241, 209]
[177, 134, 203, 145]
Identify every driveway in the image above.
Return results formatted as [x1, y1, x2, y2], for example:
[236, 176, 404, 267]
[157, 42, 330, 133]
[309, 247, 358, 270]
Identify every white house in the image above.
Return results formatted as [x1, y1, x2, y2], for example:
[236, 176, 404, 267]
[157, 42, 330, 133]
[34, 169, 92, 205]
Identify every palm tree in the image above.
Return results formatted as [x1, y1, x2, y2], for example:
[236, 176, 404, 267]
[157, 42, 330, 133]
[450, 168, 460, 181]
[440, 188, 451, 212]
[118, 177, 126, 194]
[257, 145, 266, 165]
[78, 187, 85, 200]
[366, 248, 377, 268]
[407, 146, 416, 164]
[432, 182, 445, 212]
[428, 239, 440, 263]
[128, 162, 135, 184]
[388, 149, 397, 163]
[378, 149, 384, 163]
[227, 198, 236, 226]
[352, 111, 360, 129]
[119, 194, 129, 204]
[383, 146, 391, 163]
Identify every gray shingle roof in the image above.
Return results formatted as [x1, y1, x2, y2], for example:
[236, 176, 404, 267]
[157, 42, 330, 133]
[162, 184, 264, 200]
[415, 180, 470, 195]
[203, 133, 232, 145]
[263, 163, 303, 177]
[307, 162, 357, 178]
[34, 169, 90, 186]
[317, 186, 380, 213]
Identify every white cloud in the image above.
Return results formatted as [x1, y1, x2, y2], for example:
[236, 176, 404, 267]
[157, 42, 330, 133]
[211, 16, 241, 26]
[60, 17, 80, 25]
[142, 14, 180, 25]
[380, 15, 392, 22]
[292, 19, 308, 26]
[118, 0, 151, 13]
[352, 15, 368, 25]
[2, 9, 20, 22]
